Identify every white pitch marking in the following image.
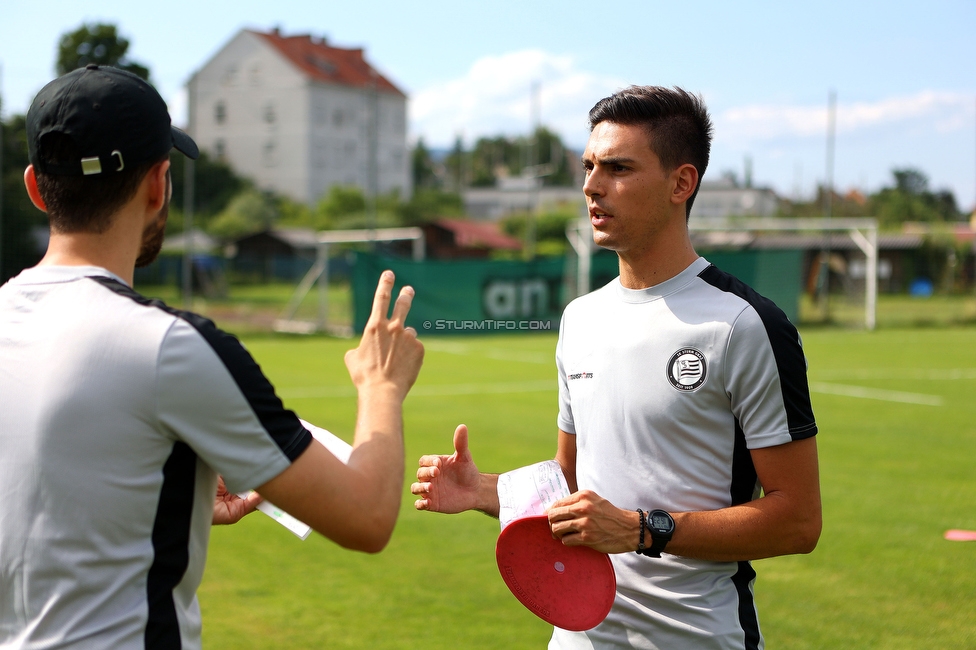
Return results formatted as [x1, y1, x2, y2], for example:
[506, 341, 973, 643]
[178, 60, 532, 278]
[279, 380, 555, 399]
[815, 368, 976, 381]
[809, 381, 944, 406]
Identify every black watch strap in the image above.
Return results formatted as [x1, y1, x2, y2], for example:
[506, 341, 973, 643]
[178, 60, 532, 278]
[640, 509, 674, 558]
[647, 532, 669, 558]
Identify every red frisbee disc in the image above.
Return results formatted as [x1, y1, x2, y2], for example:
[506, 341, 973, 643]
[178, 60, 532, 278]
[495, 515, 616, 631]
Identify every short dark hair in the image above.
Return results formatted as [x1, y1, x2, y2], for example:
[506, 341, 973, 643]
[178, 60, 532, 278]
[34, 132, 166, 233]
[588, 86, 713, 218]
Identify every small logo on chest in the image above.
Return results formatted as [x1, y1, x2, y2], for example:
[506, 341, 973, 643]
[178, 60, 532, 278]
[667, 348, 707, 392]
[567, 371, 594, 380]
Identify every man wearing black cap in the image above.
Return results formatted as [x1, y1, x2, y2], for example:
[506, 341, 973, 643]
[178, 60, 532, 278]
[0, 65, 424, 649]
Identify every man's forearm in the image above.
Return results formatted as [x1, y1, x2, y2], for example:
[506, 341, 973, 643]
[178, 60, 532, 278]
[348, 385, 406, 525]
[666, 493, 821, 562]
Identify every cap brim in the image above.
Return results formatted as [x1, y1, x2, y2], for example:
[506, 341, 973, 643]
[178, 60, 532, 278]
[495, 515, 616, 631]
[171, 126, 199, 160]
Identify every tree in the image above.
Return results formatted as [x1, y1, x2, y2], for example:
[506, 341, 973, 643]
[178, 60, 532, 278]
[395, 189, 464, 225]
[317, 186, 367, 223]
[411, 138, 439, 190]
[531, 126, 575, 187]
[168, 151, 249, 231]
[56, 23, 150, 80]
[207, 189, 278, 240]
[445, 128, 577, 190]
[444, 136, 467, 191]
[501, 207, 578, 257]
[468, 136, 519, 187]
[1, 114, 46, 281]
[870, 167, 962, 226]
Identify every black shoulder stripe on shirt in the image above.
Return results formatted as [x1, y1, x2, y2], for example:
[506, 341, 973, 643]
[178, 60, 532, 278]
[698, 265, 817, 440]
[87, 276, 313, 461]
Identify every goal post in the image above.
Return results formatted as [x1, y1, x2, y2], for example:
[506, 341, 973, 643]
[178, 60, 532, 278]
[566, 217, 879, 329]
[274, 227, 425, 335]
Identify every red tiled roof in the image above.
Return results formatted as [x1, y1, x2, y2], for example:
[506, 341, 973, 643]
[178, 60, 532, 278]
[253, 29, 405, 96]
[435, 219, 523, 250]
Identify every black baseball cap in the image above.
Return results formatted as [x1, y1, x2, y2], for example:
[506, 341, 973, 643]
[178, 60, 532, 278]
[27, 64, 199, 176]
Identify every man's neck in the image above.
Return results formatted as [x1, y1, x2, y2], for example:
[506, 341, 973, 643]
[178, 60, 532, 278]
[615, 223, 699, 290]
[38, 209, 141, 286]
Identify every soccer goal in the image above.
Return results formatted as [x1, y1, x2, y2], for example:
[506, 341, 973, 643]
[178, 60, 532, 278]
[273, 227, 425, 335]
[566, 217, 879, 329]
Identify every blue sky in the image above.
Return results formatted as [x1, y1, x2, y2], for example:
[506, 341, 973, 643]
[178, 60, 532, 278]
[2, 0, 974, 209]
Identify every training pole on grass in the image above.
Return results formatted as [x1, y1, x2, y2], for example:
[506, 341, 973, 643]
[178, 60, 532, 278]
[274, 227, 425, 335]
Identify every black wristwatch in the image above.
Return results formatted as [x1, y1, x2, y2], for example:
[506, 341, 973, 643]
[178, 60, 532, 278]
[641, 509, 674, 558]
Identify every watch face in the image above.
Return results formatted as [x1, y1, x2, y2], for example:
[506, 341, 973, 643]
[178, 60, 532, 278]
[650, 513, 672, 531]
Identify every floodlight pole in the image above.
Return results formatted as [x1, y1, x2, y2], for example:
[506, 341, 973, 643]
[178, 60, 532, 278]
[818, 89, 837, 321]
[366, 69, 379, 242]
[182, 157, 195, 309]
[527, 81, 541, 260]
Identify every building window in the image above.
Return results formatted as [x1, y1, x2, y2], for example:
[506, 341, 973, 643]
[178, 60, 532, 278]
[264, 102, 276, 124]
[214, 139, 226, 160]
[214, 101, 227, 124]
[313, 141, 327, 168]
[249, 64, 261, 86]
[263, 140, 277, 167]
[314, 101, 330, 125]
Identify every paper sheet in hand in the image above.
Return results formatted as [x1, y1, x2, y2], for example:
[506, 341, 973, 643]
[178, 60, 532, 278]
[497, 460, 571, 530]
[239, 420, 352, 539]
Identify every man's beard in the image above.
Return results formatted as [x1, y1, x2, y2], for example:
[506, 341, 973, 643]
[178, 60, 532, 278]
[135, 176, 170, 268]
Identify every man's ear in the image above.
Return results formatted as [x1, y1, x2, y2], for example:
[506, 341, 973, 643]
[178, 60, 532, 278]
[24, 165, 48, 213]
[670, 163, 699, 206]
[144, 159, 171, 213]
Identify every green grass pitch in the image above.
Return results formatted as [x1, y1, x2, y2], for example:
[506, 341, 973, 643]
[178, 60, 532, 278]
[199, 328, 976, 648]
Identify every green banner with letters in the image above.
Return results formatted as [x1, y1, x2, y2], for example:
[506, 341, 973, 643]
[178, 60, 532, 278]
[352, 253, 567, 335]
[352, 248, 803, 335]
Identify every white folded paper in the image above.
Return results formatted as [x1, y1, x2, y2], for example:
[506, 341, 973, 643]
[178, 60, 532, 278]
[496, 460, 571, 530]
[238, 419, 352, 540]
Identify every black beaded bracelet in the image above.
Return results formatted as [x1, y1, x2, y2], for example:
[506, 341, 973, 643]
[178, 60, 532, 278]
[636, 508, 646, 554]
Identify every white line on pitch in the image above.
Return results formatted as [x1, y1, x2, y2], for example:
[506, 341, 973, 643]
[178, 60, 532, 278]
[814, 368, 976, 381]
[422, 341, 552, 364]
[809, 381, 944, 406]
[279, 380, 555, 399]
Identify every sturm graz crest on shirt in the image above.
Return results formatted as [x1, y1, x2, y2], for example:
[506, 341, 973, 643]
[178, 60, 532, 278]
[667, 348, 707, 392]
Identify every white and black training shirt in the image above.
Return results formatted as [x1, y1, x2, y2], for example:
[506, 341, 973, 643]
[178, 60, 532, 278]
[551, 256, 817, 650]
[0, 266, 313, 649]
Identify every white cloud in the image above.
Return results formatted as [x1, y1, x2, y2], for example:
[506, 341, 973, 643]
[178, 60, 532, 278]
[409, 50, 627, 149]
[718, 91, 972, 142]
